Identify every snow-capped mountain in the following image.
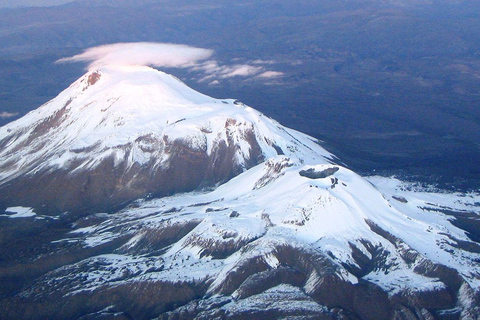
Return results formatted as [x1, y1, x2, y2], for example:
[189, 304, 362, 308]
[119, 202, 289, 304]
[0, 65, 479, 319]
[0, 65, 330, 213]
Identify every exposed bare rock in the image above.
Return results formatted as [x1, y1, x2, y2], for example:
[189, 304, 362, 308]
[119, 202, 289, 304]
[299, 166, 339, 179]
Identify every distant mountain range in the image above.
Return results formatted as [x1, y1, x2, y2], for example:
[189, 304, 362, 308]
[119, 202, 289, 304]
[64, 0, 473, 8]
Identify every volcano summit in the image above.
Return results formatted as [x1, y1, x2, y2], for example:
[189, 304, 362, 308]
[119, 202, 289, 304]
[0, 65, 324, 213]
[0, 65, 479, 319]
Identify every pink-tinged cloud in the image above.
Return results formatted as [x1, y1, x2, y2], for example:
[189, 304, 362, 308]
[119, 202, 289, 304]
[58, 42, 213, 70]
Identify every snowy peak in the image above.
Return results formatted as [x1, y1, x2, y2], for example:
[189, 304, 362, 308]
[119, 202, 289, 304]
[0, 66, 331, 213]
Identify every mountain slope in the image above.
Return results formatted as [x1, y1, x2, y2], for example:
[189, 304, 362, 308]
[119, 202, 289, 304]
[0, 65, 331, 213]
[3, 158, 479, 319]
[0, 65, 479, 319]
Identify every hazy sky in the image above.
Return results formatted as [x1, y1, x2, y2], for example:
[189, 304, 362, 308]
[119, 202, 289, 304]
[0, 0, 74, 8]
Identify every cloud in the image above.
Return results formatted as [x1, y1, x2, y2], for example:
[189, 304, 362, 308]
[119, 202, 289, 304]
[251, 59, 276, 65]
[0, 111, 19, 119]
[59, 42, 284, 84]
[219, 65, 264, 78]
[58, 42, 214, 70]
[195, 61, 265, 81]
[256, 71, 284, 79]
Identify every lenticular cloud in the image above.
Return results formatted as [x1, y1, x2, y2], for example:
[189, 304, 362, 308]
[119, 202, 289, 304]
[58, 42, 285, 83]
[58, 42, 214, 70]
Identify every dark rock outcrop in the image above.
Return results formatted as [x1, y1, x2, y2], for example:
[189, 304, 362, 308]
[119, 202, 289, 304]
[299, 166, 339, 179]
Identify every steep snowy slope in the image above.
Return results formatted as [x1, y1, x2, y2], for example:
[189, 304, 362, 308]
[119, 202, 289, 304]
[0, 65, 479, 319]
